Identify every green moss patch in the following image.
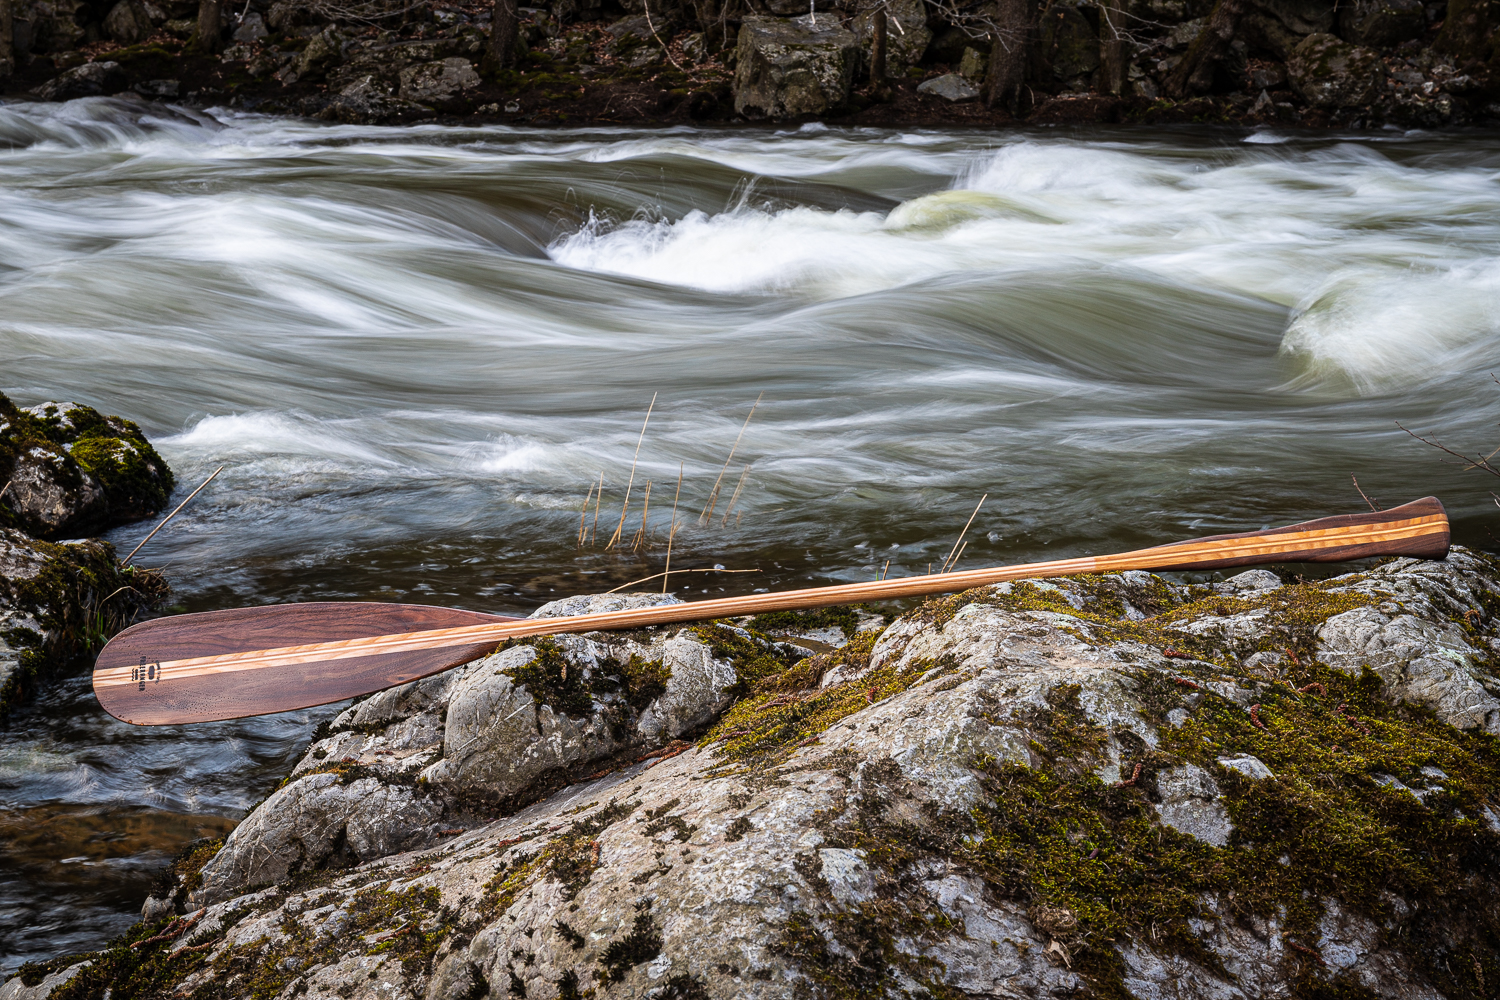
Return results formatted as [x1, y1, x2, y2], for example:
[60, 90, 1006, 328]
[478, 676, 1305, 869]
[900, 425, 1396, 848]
[699, 629, 952, 778]
[0, 393, 174, 534]
[748, 606, 860, 639]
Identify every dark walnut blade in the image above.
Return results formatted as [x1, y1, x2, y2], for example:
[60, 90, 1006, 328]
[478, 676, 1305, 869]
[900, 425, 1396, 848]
[94, 602, 521, 726]
[1147, 496, 1449, 570]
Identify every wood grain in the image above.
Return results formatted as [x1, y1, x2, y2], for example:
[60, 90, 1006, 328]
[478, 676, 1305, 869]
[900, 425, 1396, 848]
[94, 497, 1449, 725]
[94, 603, 521, 726]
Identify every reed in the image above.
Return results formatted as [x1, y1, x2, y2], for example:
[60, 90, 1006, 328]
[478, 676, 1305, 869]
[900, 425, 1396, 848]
[700, 393, 761, 525]
[940, 494, 987, 574]
[663, 462, 683, 594]
[578, 478, 596, 548]
[719, 464, 751, 527]
[591, 471, 603, 546]
[607, 394, 656, 549]
[121, 466, 225, 566]
[631, 480, 653, 551]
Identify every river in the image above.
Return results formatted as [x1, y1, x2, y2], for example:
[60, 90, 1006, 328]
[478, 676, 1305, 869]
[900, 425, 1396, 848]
[2, 96, 1499, 972]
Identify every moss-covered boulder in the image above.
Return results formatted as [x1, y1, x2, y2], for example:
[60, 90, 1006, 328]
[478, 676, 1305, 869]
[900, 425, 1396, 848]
[1287, 32, 1389, 107]
[0, 528, 168, 717]
[0, 393, 175, 539]
[14, 550, 1500, 1000]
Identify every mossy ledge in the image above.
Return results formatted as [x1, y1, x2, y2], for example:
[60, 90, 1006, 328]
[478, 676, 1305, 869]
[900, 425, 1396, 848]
[12, 551, 1500, 999]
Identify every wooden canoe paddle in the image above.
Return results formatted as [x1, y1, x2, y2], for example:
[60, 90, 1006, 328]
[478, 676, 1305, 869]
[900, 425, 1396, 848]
[94, 496, 1450, 726]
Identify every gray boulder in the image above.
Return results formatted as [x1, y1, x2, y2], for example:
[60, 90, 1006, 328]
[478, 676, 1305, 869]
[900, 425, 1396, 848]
[24, 551, 1500, 1000]
[33, 60, 128, 100]
[917, 72, 980, 101]
[1339, 0, 1425, 46]
[190, 599, 795, 905]
[850, 0, 931, 76]
[1287, 32, 1388, 107]
[733, 15, 858, 119]
[103, 0, 154, 44]
[398, 57, 480, 104]
[297, 28, 346, 80]
[2, 395, 174, 538]
[232, 11, 267, 43]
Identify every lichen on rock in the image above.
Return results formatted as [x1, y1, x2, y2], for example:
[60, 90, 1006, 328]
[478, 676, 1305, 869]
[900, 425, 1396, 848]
[16, 548, 1500, 999]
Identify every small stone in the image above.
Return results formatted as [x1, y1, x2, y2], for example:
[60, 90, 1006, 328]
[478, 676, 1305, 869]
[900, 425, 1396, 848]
[916, 73, 980, 102]
[233, 12, 268, 43]
[1217, 754, 1274, 780]
[1154, 764, 1232, 847]
[1167, 707, 1190, 728]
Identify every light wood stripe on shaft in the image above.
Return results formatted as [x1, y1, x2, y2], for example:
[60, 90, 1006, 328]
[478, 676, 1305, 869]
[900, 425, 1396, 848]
[94, 511, 1445, 689]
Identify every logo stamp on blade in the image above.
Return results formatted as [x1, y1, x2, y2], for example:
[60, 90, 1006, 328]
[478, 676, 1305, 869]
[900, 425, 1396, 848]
[133, 656, 162, 691]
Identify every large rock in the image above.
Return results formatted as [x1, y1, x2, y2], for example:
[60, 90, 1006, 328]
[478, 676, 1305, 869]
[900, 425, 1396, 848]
[1339, 0, 1426, 46]
[189, 594, 802, 906]
[850, 0, 931, 76]
[0, 528, 165, 716]
[296, 27, 346, 80]
[32, 60, 128, 100]
[733, 14, 858, 119]
[916, 72, 980, 101]
[22, 552, 1500, 999]
[1287, 32, 1388, 107]
[397, 57, 480, 103]
[0, 394, 175, 539]
[103, 0, 154, 44]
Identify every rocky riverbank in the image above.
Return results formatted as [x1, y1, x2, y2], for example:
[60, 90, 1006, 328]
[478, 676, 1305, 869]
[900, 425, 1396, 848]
[11, 547, 1500, 999]
[0, 392, 173, 716]
[1, 0, 1495, 127]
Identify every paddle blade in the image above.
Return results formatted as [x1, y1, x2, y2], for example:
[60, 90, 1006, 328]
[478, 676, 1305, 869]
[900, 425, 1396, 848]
[94, 602, 521, 726]
[1140, 495, 1449, 570]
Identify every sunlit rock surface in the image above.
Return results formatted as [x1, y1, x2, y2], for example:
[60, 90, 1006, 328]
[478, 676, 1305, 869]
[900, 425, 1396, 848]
[14, 549, 1500, 999]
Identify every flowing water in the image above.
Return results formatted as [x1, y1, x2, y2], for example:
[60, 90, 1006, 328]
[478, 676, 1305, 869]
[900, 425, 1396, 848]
[3, 96, 1500, 970]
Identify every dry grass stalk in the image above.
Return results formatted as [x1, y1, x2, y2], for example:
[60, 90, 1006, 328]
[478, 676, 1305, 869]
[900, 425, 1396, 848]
[121, 465, 225, 566]
[608, 393, 657, 549]
[664, 461, 683, 594]
[701, 392, 762, 525]
[578, 478, 597, 548]
[880, 559, 890, 581]
[940, 493, 987, 574]
[631, 480, 653, 551]
[720, 464, 751, 527]
[591, 471, 603, 546]
[0, 479, 11, 501]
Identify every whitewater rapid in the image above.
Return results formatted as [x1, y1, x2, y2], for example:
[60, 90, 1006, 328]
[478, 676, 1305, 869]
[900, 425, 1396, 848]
[3, 97, 1500, 970]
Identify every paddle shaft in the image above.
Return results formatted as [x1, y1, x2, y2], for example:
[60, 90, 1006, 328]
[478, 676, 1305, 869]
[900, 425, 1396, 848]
[94, 497, 1448, 725]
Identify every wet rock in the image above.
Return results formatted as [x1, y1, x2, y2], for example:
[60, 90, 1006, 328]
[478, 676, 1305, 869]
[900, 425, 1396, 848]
[733, 14, 858, 119]
[0, 528, 163, 715]
[103, 0, 154, 44]
[397, 56, 480, 103]
[1287, 32, 1388, 107]
[916, 72, 980, 101]
[33, 60, 128, 100]
[1, 394, 175, 538]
